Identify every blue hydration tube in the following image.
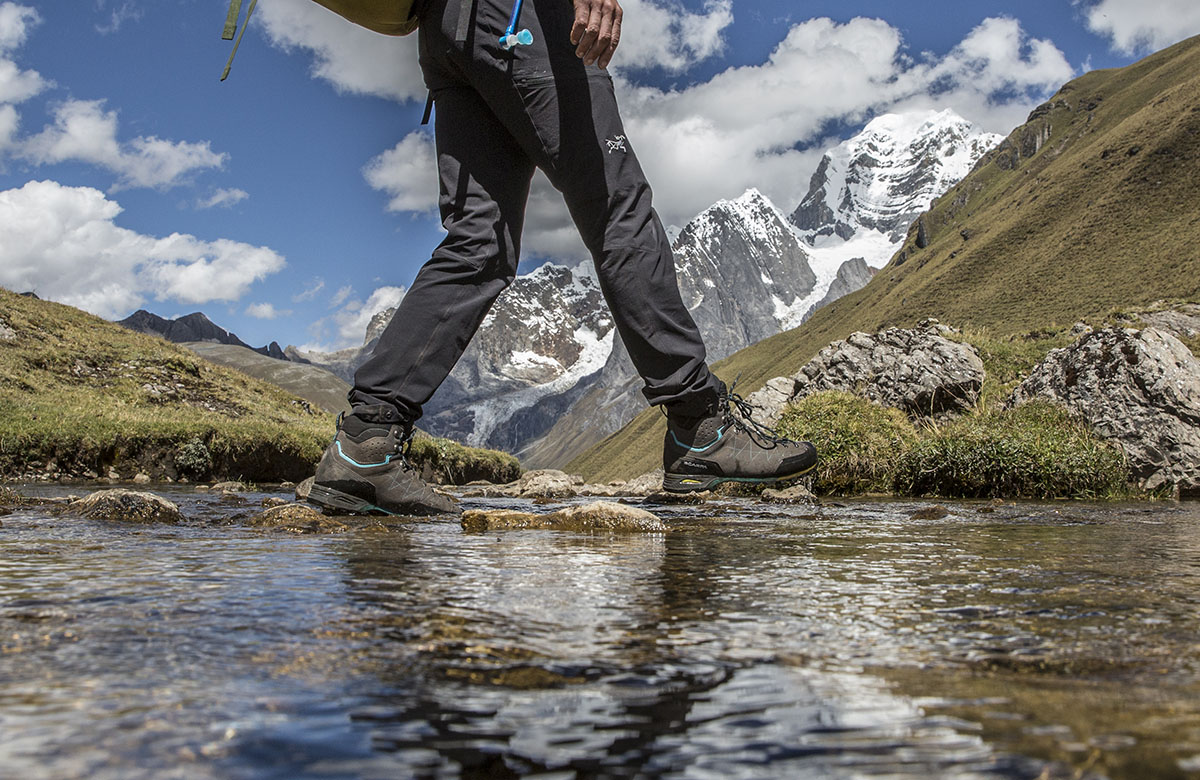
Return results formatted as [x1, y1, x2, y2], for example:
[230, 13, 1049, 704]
[499, 0, 533, 50]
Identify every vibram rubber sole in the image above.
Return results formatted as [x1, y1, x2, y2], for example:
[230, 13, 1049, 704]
[662, 462, 817, 494]
[306, 483, 397, 516]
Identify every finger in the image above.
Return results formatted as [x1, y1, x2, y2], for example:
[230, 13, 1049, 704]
[570, 0, 588, 45]
[575, 2, 602, 59]
[585, 7, 615, 66]
[598, 9, 621, 68]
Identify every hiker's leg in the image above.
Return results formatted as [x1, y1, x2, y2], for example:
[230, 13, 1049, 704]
[349, 85, 536, 423]
[520, 71, 721, 415]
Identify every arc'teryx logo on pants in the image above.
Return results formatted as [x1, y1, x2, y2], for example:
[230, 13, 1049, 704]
[606, 135, 627, 154]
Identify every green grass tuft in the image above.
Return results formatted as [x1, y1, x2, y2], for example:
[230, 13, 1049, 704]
[895, 402, 1129, 500]
[776, 391, 919, 495]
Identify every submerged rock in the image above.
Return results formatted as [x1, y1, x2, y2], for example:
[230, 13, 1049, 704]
[211, 481, 247, 493]
[67, 489, 184, 524]
[247, 503, 349, 534]
[747, 325, 985, 426]
[462, 501, 666, 533]
[760, 484, 818, 504]
[1007, 326, 1200, 496]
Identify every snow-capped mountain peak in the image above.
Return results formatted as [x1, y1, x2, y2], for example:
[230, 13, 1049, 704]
[791, 108, 1003, 244]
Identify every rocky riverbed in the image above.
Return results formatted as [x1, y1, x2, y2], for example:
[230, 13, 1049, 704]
[2, 481, 1199, 779]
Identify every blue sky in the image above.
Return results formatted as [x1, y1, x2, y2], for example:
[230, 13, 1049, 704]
[1, 0, 1197, 351]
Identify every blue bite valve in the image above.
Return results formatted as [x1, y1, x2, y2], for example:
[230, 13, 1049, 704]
[500, 28, 533, 49]
[500, 0, 533, 50]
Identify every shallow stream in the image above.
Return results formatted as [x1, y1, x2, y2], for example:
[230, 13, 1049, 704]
[2, 486, 1199, 779]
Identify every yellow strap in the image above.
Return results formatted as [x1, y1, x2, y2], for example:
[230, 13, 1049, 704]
[220, 0, 258, 82]
[221, 0, 243, 40]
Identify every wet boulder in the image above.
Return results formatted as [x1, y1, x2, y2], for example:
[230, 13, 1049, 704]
[247, 503, 349, 534]
[1007, 327, 1200, 496]
[294, 476, 315, 501]
[462, 501, 666, 533]
[67, 489, 184, 524]
[502, 469, 579, 499]
[760, 483, 818, 504]
[747, 324, 985, 427]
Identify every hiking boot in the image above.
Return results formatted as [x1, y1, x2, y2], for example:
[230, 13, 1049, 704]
[662, 383, 817, 493]
[307, 406, 460, 517]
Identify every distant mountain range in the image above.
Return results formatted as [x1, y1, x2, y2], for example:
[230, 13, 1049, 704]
[118, 310, 289, 361]
[570, 33, 1200, 483]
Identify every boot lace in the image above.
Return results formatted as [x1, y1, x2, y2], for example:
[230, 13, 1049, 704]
[721, 379, 796, 450]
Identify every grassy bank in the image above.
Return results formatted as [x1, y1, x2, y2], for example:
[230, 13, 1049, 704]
[0, 289, 519, 485]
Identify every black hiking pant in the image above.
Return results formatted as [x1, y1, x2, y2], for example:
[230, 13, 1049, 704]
[349, 0, 720, 424]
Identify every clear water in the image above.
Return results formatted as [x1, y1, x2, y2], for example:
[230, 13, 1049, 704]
[2, 486, 1199, 779]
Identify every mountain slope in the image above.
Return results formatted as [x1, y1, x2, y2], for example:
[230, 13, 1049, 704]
[182, 342, 351, 415]
[569, 34, 1200, 482]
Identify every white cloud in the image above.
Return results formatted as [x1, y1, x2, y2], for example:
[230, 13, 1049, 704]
[1081, 0, 1200, 54]
[0, 103, 15, 152]
[0, 54, 44, 103]
[0, 2, 38, 52]
[304, 284, 406, 350]
[254, 0, 425, 102]
[21, 100, 227, 190]
[245, 301, 288, 319]
[363, 131, 438, 213]
[329, 285, 354, 308]
[292, 278, 325, 302]
[614, 0, 733, 71]
[0, 180, 286, 319]
[93, 0, 141, 35]
[197, 187, 249, 209]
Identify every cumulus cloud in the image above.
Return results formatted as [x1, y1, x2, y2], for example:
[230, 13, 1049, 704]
[304, 285, 406, 350]
[21, 99, 226, 190]
[612, 0, 732, 72]
[254, 0, 425, 102]
[0, 180, 286, 319]
[245, 301, 288, 319]
[0, 3, 47, 131]
[0, 2, 37, 52]
[1080, 0, 1200, 54]
[363, 131, 438, 213]
[197, 187, 249, 209]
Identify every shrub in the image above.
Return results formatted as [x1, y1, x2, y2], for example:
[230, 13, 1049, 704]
[174, 436, 213, 480]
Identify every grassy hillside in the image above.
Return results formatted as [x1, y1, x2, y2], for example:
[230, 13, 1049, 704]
[182, 342, 352, 415]
[0, 289, 519, 484]
[570, 35, 1200, 483]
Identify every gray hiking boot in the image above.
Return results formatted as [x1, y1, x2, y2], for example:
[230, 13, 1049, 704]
[662, 383, 817, 493]
[307, 406, 460, 517]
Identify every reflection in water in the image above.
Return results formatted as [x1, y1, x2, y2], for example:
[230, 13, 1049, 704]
[0, 489, 1199, 778]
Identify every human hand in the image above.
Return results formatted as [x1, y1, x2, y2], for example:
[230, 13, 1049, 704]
[571, 0, 622, 69]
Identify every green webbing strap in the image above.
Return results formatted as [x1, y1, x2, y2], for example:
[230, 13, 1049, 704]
[221, 0, 243, 40]
[220, 0, 258, 82]
[455, 0, 475, 43]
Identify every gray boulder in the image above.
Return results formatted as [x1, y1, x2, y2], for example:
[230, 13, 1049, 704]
[68, 489, 184, 524]
[461, 501, 666, 533]
[1007, 326, 1200, 496]
[747, 325, 985, 427]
